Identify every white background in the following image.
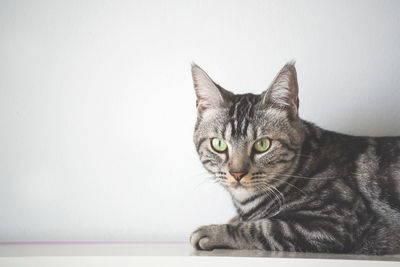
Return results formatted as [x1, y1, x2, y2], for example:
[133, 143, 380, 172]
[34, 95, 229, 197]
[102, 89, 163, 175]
[1, 0, 400, 242]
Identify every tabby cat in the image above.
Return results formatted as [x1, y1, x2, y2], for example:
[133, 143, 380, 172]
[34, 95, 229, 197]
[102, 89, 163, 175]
[190, 62, 400, 255]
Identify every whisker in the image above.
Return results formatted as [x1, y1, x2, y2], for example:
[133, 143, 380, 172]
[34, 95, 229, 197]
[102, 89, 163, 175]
[191, 176, 216, 191]
[270, 172, 335, 180]
[252, 182, 284, 213]
[250, 176, 266, 180]
[268, 177, 306, 196]
[250, 171, 332, 181]
[258, 184, 284, 216]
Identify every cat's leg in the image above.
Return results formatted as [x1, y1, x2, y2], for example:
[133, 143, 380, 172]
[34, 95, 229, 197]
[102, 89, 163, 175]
[190, 219, 347, 252]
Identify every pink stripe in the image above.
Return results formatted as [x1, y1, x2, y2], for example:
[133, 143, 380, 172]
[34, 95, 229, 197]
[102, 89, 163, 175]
[0, 241, 189, 245]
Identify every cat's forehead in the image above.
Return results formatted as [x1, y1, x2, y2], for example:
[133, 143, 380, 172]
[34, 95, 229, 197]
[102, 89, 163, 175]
[197, 94, 289, 140]
[227, 94, 260, 138]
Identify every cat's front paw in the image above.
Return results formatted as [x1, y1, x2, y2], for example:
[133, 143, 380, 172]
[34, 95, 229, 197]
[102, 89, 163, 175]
[190, 224, 232, 250]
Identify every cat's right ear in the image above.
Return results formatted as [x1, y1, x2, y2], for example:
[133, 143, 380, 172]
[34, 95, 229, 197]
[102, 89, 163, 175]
[191, 63, 232, 115]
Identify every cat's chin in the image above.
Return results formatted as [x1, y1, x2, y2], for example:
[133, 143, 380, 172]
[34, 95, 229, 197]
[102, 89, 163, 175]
[228, 185, 254, 202]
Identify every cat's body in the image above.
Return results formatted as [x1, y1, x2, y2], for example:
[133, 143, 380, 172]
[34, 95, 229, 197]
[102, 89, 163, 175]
[190, 63, 400, 255]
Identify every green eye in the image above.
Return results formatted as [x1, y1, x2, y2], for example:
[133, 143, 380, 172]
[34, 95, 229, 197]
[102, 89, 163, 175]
[211, 138, 228, 152]
[254, 138, 271, 153]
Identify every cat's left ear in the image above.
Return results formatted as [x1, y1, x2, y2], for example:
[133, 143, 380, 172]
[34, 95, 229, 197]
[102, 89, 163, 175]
[260, 62, 299, 115]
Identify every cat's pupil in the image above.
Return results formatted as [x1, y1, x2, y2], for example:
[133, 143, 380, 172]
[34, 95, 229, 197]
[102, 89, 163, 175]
[260, 140, 264, 147]
[218, 140, 221, 147]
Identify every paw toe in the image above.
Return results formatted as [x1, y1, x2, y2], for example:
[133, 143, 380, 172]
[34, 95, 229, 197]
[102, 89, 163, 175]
[190, 230, 206, 250]
[198, 237, 211, 250]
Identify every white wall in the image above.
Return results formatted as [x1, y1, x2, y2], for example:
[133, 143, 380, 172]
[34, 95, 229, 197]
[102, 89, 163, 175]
[1, 0, 400, 242]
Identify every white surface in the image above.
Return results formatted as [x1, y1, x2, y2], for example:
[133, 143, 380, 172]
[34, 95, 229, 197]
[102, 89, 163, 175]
[0, 244, 193, 257]
[1, 0, 400, 242]
[1, 257, 399, 267]
[0, 244, 399, 267]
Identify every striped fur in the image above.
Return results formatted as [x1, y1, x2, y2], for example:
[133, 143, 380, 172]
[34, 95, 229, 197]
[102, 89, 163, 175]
[190, 63, 400, 255]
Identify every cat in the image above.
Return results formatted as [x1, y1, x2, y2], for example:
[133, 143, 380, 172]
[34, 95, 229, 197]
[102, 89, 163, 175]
[190, 62, 400, 255]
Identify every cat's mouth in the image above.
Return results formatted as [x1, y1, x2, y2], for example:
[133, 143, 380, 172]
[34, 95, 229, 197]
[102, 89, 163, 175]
[231, 181, 252, 190]
[232, 182, 243, 189]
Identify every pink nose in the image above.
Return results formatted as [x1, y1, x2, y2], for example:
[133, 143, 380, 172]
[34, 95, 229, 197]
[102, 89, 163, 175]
[229, 171, 248, 182]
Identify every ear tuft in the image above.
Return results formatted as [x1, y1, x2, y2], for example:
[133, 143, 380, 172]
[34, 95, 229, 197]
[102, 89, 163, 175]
[191, 63, 229, 114]
[261, 61, 299, 111]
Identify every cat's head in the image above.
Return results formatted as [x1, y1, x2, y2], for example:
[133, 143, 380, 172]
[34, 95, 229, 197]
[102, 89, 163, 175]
[192, 62, 305, 199]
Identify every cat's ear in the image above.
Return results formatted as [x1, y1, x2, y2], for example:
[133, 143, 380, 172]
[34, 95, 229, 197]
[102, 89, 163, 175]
[260, 62, 299, 114]
[191, 63, 233, 115]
